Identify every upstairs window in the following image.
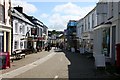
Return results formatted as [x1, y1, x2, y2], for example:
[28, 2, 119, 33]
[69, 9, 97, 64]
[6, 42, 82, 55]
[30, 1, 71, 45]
[22, 25, 25, 34]
[14, 41, 18, 49]
[20, 25, 23, 34]
[0, 4, 5, 24]
[15, 23, 18, 33]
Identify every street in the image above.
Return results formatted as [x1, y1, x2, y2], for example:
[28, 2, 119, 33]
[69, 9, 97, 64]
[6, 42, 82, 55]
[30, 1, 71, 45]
[0, 48, 119, 79]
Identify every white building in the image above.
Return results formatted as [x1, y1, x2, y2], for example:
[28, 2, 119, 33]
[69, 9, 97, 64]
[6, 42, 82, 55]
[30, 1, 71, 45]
[0, 0, 12, 55]
[93, 1, 120, 66]
[43, 25, 48, 45]
[76, 18, 84, 52]
[77, 7, 97, 53]
[11, 7, 34, 52]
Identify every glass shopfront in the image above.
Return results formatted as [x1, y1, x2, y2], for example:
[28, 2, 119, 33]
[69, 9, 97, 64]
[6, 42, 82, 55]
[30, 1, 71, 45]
[0, 31, 4, 52]
[102, 28, 110, 57]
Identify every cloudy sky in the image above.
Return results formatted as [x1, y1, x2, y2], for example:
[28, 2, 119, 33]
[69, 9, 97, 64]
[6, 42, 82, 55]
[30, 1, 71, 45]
[12, 0, 98, 31]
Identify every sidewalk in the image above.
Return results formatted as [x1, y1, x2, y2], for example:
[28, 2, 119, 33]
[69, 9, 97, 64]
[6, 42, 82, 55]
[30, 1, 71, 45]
[0, 48, 54, 74]
[63, 50, 120, 79]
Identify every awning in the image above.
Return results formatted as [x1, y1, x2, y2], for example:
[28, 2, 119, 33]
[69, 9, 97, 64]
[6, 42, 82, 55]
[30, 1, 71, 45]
[93, 24, 111, 31]
[20, 37, 33, 40]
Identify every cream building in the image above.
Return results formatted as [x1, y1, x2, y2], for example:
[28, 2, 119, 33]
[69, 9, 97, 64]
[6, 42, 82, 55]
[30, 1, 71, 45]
[0, 0, 12, 55]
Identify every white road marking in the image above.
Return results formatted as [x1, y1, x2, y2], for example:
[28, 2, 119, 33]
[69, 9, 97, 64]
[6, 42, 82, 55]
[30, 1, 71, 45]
[0, 52, 56, 78]
[54, 75, 58, 79]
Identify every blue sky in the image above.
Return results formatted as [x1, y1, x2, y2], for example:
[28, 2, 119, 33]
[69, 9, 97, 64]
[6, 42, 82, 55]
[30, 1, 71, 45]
[12, 0, 97, 31]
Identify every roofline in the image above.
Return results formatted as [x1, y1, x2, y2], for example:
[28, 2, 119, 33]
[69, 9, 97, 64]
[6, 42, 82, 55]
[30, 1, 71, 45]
[11, 15, 34, 26]
[83, 6, 96, 19]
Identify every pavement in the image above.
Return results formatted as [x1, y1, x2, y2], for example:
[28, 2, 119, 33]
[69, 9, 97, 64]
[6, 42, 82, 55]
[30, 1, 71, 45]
[64, 50, 120, 79]
[0, 48, 120, 79]
[0, 49, 52, 74]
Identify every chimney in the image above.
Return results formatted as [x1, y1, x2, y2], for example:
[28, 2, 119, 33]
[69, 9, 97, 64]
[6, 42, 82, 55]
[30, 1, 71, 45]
[14, 6, 23, 13]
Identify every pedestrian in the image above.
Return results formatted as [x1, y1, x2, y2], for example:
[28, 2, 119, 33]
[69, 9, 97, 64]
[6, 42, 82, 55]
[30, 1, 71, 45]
[47, 44, 50, 52]
[56, 43, 59, 49]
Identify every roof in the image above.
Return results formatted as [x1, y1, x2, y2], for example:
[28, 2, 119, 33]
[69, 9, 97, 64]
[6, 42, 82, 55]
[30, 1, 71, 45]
[11, 8, 34, 25]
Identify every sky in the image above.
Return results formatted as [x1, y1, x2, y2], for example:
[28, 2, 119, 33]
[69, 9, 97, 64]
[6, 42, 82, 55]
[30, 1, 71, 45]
[12, 0, 98, 31]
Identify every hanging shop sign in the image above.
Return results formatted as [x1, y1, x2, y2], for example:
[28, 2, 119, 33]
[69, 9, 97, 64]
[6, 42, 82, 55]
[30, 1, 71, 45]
[31, 28, 37, 35]
[38, 37, 44, 41]
[0, 52, 10, 69]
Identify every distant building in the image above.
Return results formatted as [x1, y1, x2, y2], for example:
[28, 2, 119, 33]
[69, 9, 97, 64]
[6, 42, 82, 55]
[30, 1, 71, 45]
[24, 15, 48, 49]
[67, 20, 77, 51]
[0, 0, 12, 55]
[11, 7, 34, 52]
[43, 24, 48, 45]
[76, 7, 97, 54]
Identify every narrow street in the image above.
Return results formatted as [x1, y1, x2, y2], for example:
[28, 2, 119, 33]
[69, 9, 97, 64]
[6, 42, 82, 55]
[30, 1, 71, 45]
[1, 48, 118, 79]
[1, 0, 120, 80]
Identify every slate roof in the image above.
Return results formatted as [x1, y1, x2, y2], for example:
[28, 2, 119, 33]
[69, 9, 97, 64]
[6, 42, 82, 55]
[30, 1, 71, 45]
[11, 8, 34, 26]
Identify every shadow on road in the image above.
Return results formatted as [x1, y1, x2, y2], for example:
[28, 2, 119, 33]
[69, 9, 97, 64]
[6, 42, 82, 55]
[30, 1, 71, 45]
[63, 50, 96, 79]
[53, 49, 119, 80]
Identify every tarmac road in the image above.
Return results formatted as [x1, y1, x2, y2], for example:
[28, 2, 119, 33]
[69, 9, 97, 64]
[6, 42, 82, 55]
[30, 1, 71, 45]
[1, 48, 120, 80]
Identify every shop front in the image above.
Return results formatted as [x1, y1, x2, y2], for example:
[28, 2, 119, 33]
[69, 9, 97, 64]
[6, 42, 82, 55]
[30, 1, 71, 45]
[37, 37, 45, 51]
[0, 28, 11, 55]
[102, 28, 110, 57]
[82, 32, 93, 53]
[93, 24, 111, 68]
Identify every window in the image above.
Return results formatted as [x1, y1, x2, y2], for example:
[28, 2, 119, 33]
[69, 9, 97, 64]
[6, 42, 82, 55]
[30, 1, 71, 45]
[27, 27, 29, 32]
[108, 1, 114, 19]
[85, 19, 87, 31]
[111, 1, 113, 17]
[15, 23, 18, 33]
[20, 25, 22, 34]
[24, 41, 27, 49]
[92, 13, 94, 28]
[0, 4, 4, 23]
[20, 42, 23, 48]
[14, 41, 18, 49]
[0, 32, 4, 52]
[102, 28, 110, 57]
[22, 25, 25, 34]
[40, 28, 42, 37]
[88, 16, 90, 30]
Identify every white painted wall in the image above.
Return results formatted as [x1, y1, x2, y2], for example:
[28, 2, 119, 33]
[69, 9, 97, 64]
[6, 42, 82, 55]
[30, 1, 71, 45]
[12, 18, 33, 51]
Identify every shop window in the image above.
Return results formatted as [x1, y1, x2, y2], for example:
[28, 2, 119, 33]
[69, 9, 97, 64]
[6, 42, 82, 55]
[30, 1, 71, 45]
[6, 32, 9, 52]
[14, 41, 18, 49]
[102, 28, 110, 57]
[0, 32, 4, 52]
[24, 41, 27, 49]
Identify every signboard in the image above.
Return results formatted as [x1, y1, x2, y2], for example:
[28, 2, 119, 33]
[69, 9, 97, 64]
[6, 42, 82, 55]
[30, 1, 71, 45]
[0, 52, 10, 69]
[31, 28, 37, 35]
[38, 37, 44, 40]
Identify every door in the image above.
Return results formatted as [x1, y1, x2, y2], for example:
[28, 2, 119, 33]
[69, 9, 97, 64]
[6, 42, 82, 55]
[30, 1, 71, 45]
[111, 26, 116, 65]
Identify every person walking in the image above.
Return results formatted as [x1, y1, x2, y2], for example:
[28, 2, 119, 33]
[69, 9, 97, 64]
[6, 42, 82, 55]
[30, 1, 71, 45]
[47, 44, 51, 52]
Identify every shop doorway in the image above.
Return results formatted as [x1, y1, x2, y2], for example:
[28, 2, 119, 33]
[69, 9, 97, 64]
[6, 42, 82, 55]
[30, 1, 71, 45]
[111, 26, 116, 65]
